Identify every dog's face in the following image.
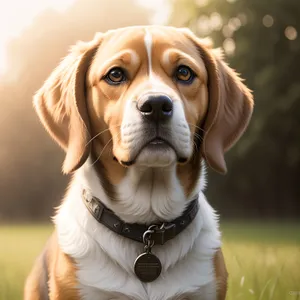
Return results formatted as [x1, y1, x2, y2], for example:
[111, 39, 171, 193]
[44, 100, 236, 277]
[34, 26, 253, 196]
[87, 27, 208, 168]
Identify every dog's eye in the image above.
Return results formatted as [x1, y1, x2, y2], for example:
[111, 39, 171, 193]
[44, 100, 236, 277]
[175, 65, 195, 84]
[105, 67, 126, 84]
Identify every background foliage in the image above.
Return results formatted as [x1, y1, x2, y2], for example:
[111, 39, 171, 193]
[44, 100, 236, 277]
[170, 0, 300, 219]
[0, 0, 299, 221]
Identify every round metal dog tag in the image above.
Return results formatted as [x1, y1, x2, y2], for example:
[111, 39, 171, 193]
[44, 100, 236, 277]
[134, 252, 162, 282]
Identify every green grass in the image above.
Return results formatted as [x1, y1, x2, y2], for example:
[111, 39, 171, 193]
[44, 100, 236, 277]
[0, 225, 53, 300]
[0, 222, 299, 300]
[221, 222, 300, 300]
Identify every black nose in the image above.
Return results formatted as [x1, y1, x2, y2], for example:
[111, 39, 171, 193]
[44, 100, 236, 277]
[137, 95, 173, 122]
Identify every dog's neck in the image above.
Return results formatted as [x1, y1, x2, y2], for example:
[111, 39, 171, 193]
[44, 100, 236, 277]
[77, 157, 205, 224]
[55, 157, 220, 299]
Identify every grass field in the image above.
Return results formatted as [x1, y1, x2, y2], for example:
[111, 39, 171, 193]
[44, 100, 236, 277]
[0, 222, 299, 300]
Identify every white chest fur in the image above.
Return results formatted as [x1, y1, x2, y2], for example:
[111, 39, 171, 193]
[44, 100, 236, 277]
[54, 161, 221, 300]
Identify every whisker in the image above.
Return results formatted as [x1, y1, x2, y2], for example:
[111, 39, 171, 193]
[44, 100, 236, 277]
[187, 123, 206, 134]
[89, 133, 119, 167]
[194, 132, 203, 142]
[193, 140, 199, 152]
[85, 128, 110, 147]
[85, 124, 121, 147]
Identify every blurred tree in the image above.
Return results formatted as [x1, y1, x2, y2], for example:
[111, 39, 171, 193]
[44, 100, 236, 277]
[170, 0, 300, 218]
[0, 0, 150, 221]
[1, 0, 299, 221]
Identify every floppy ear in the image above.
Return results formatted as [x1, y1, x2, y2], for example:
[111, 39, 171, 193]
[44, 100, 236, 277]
[184, 30, 254, 174]
[34, 34, 102, 174]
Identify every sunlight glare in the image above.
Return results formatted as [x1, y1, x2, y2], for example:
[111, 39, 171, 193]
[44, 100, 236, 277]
[136, 0, 171, 25]
[0, 0, 75, 76]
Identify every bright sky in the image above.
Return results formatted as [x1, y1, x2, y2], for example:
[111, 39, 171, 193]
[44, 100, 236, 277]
[0, 0, 170, 75]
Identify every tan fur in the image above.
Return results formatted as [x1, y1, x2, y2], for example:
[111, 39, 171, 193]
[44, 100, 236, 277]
[33, 34, 103, 174]
[24, 232, 80, 300]
[214, 249, 228, 300]
[183, 30, 254, 174]
[27, 26, 254, 300]
[85, 27, 210, 197]
[33, 26, 253, 192]
[24, 233, 227, 300]
[25, 254, 48, 300]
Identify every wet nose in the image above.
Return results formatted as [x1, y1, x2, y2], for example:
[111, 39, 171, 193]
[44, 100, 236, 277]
[137, 95, 173, 122]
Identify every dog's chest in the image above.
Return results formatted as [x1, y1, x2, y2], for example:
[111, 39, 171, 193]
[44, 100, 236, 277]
[79, 287, 212, 300]
[55, 172, 221, 300]
[72, 220, 218, 300]
[76, 243, 216, 300]
[79, 286, 216, 300]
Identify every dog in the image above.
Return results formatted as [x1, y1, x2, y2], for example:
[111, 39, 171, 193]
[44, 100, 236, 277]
[24, 25, 253, 300]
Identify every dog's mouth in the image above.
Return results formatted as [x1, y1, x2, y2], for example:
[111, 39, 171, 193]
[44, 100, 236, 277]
[147, 137, 173, 147]
[118, 137, 188, 167]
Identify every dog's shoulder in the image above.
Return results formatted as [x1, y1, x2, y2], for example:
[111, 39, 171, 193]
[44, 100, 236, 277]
[24, 231, 80, 300]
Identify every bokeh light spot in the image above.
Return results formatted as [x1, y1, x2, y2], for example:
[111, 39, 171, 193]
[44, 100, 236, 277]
[285, 26, 297, 40]
[210, 12, 223, 31]
[223, 38, 236, 55]
[197, 15, 212, 36]
[262, 15, 274, 28]
[195, 0, 210, 7]
[222, 25, 234, 38]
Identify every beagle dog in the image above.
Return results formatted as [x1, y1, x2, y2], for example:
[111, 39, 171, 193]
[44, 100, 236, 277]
[24, 26, 253, 300]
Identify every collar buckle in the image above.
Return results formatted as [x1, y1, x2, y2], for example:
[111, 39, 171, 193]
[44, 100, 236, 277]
[152, 223, 176, 245]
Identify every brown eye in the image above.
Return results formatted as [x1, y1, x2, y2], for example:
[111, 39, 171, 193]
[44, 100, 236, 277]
[175, 65, 195, 84]
[105, 67, 126, 84]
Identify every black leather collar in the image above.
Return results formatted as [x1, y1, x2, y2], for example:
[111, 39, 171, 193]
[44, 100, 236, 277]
[82, 190, 199, 245]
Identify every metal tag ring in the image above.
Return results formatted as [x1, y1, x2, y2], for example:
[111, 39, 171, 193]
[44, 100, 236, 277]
[144, 239, 155, 250]
[142, 230, 154, 244]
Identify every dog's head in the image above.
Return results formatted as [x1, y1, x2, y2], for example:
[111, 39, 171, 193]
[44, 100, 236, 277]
[34, 26, 253, 195]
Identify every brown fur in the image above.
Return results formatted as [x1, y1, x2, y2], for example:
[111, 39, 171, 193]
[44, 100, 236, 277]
[85, 27, 210, 197]
[33, 34, 103, 174]
[24, 232, 80, 300]
[33, 26, 253, 197]
[214, 249, 228, 300]
[182, 29, 254, 174]
[28, 26, 254, 300]
[24, 232, 227, 300]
